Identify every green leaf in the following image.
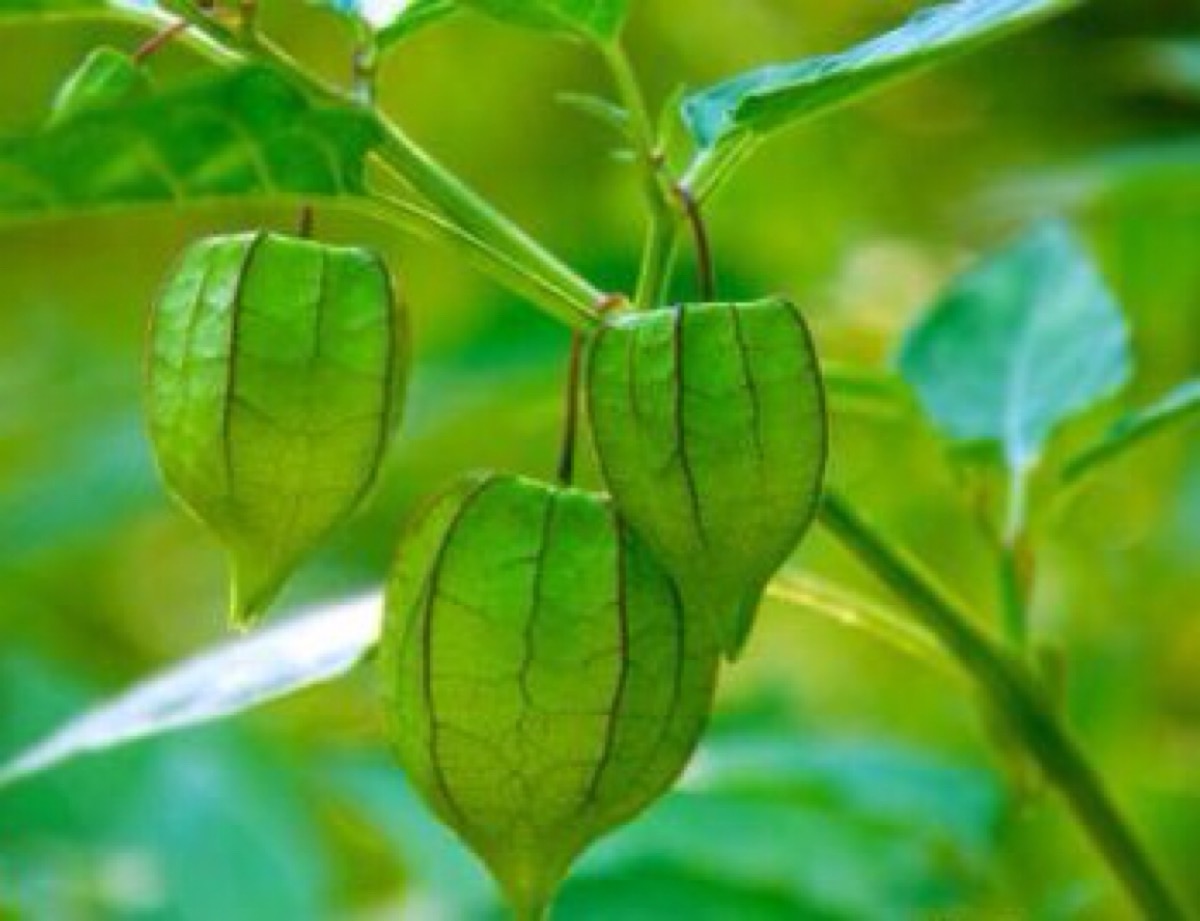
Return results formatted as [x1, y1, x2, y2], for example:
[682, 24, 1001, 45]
[309, 0, 459, 46]
[0, 0, 108, 14]
[147, 232, 409, 625]
[0, 64, 381, 222]
[1062, 380, 1200, 485]
[380, 473, 719, 917]
[558, 92, 632, 138]
[587, 299, 828, 659]
[378, 0, 459, 46]
[0, 596, 381, 789]
[897, 221, 1130, 472]
[48, 46, 152, 127]
[683, 0, 1082, 150]
[458, 0, 630, 42]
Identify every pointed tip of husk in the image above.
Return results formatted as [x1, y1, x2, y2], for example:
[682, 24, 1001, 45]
[681, 580, 765, 663]
[490, 847, 569, 921]
[227, 553, 287, 631]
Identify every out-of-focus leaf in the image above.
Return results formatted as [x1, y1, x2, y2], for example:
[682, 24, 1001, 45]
[0, 416, 157, 561]
[459, 0, 630, 42]
[995, 139, 1200, 214]
[766, 570, 955, 677]
[320, 752, 496, 914]
[1062, 380, 1200, 486]
[0, 655, 333, 921]
[111, 731, 333, 921]
[0, 595, 381, 788]
[1129, 40, 1200, 101]
[557, 864, 826, 920]
[897, 221, 1130, 472]
[321, 731, 1003, 920]
[683, 0, 1082, 150]
[0, 65, 380, 223]
[569, 731, 1003, 919]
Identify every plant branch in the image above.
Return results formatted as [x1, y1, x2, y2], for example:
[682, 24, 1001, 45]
[556, 332, 585, 486]
[681, 133, 760, 205]
[156, 0, 604, 330]
[601, 41, 680, 309]
[363, 194, 595, 331]
[818, 489, 1190, 921]
[674, 184, 716, 301]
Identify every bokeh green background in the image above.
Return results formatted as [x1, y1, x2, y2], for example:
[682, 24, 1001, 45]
[3, 1, 1200, 918]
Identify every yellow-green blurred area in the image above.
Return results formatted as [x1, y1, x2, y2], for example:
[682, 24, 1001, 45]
[2, 1, 1200, 918]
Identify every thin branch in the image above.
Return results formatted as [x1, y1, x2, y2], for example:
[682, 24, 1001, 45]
[601, 41, 680, 309]
[133, 19, 190, 64]
[818, 490, 1189, 921]
[674, 184, 715, 301]
[556, 333, 585, 486]
[156, 0, 604, 329]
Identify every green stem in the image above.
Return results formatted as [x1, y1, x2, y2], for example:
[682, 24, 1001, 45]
[635, 217, 679, 309]
[997, 546, 1028, 648]
[818, 490, 1190, 921]
[362, 195, 593, 331]
[158, 0, 604, 329]
[681, 133, 759, 205]
[601, 41, 679, 308]
[374, 122, 603, 325]
[999, 465, 1032, 648]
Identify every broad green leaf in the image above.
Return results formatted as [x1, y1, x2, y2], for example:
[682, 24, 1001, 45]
[147, 232, 409, 625]
[0, 596, 381, 789]
[0, 65, 380, 222]
[48, 47, 152, 127]
[381, 473, 720, 917]
[587, 299, 828, 659]
[897, 222, 1130, 471]
[1062, 380, 1200, 485]
[459, 0, 630, 42]
[683, 0, 1082, 150]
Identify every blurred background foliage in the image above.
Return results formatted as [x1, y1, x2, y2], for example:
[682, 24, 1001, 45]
[2, 0, 1200, 918]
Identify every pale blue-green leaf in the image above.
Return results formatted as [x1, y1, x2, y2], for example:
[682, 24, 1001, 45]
[0, 595, 381, 788]
[683, 0, 1083, 149]
[1062, 380, 1200, 485]
[897, 221, 1131, 471]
